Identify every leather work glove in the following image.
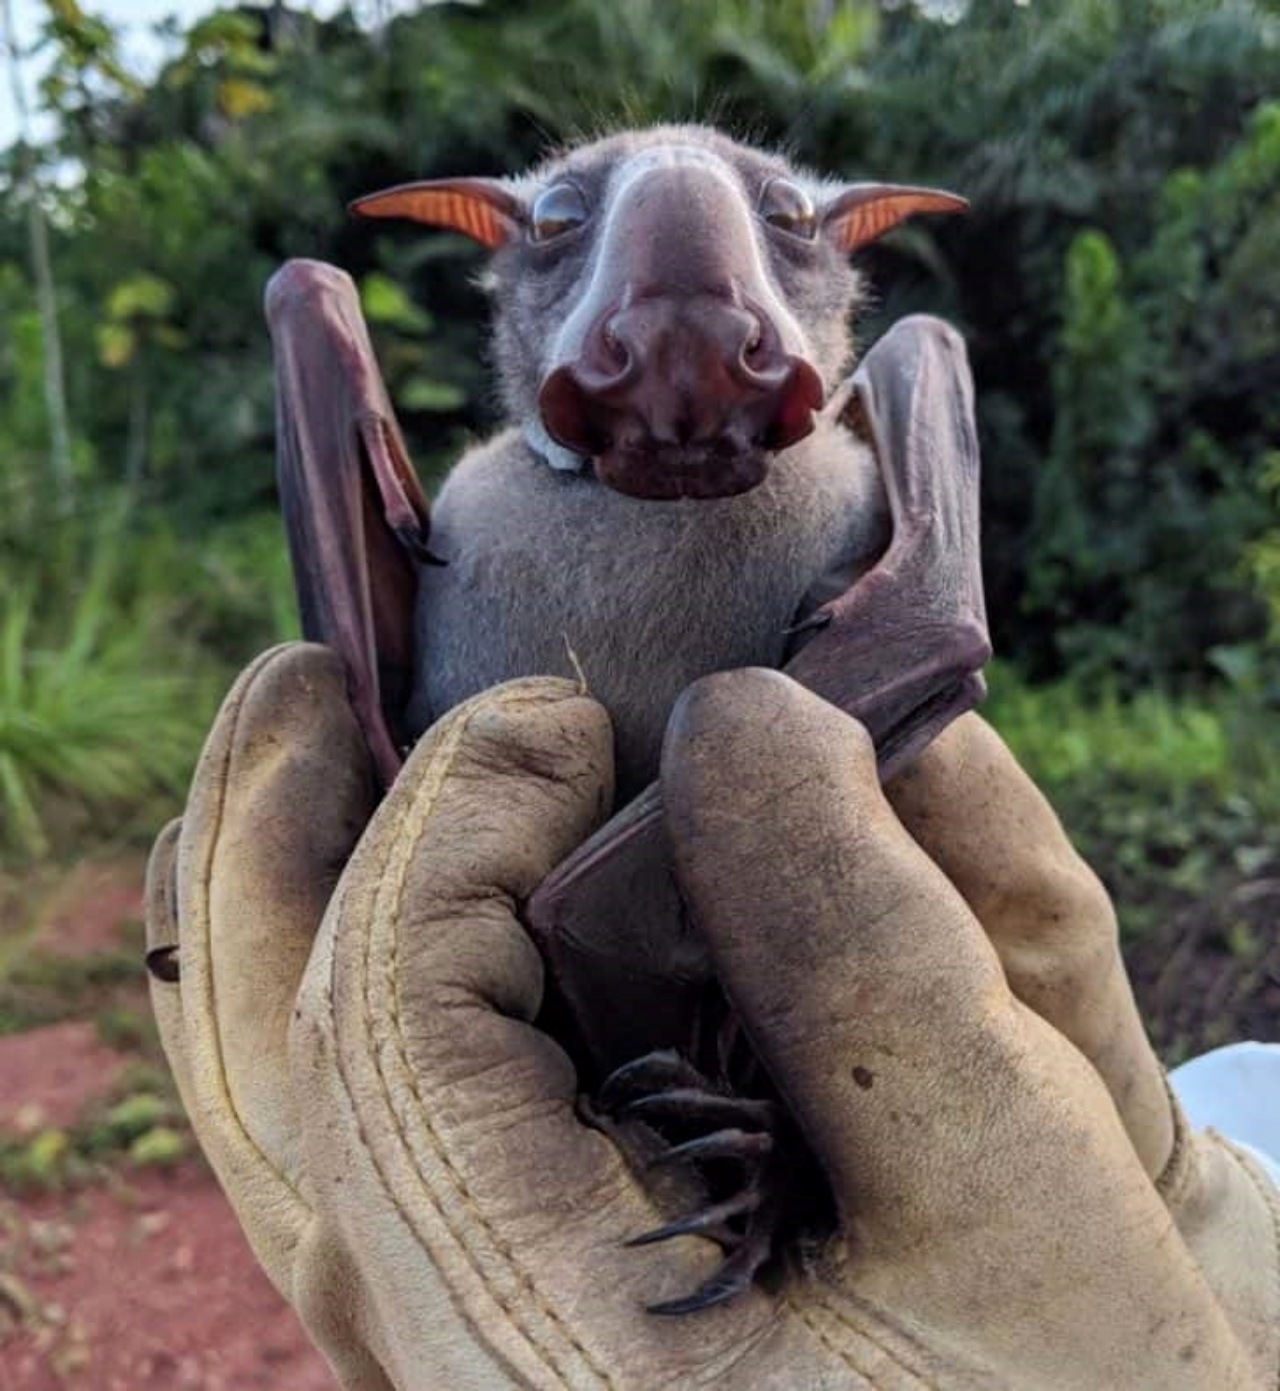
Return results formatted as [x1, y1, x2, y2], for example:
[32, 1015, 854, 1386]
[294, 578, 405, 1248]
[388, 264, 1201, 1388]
[146, 645, 1280, 1390]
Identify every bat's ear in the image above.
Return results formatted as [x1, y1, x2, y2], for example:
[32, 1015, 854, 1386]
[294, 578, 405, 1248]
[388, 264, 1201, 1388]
[821, 184, 968, 254]
[350, 177, 523, 250]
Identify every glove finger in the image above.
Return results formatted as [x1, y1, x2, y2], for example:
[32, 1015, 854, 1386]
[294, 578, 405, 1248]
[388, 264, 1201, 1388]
[295, 679, 758, 1383]
[662, 670, 1247, 1378]
[662, 669, 1008, 1219]
[145, 817, 192, 1101]
[174, 642, 376, 1254]
[885, 712, 1173, 1177]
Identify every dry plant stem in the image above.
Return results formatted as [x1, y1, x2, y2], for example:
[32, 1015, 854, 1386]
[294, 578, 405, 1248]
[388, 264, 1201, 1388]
[1, 0, 73, 502]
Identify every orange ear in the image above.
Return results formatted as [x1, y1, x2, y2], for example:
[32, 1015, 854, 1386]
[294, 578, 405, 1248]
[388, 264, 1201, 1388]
[350, 178, 523, 250]
[823, 184, 968, 254]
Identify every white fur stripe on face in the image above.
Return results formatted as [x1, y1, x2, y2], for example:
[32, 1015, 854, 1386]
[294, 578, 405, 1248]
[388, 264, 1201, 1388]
[547, 145, 810, 376]
[524, 417, 588, 472]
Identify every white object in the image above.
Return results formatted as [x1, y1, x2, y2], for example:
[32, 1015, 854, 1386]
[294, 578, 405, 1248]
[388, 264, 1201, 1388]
[1171, 1042, 1280, 1187]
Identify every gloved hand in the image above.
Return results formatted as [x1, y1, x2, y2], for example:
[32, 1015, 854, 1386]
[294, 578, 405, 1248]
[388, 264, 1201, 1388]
[147, 645, 1279, 1390]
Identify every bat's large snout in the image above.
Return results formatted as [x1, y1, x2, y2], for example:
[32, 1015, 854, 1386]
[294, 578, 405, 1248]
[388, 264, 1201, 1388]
[538, 295, 824, 501]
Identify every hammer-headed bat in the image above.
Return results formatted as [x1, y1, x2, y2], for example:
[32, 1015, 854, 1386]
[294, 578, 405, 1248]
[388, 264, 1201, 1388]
[265, 125, 989, 1313]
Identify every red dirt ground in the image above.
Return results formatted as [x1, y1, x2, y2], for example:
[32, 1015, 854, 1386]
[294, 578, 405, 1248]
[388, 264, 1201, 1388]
[0, 1024, 128, 1137]
[0, 1166, 335, 1391]
[0, 859, 335, 1391]
[2, 847, 1273, 1388]
[26, 862, 149, 962]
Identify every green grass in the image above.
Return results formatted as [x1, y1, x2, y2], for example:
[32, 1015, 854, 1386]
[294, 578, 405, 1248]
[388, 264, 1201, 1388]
[0, 587, 213, 856]
[984, 662, 1279, 939]
[0, 502, 244, 860]
[0, 1083, 188, 1195]
[986, 664, 1232, 793]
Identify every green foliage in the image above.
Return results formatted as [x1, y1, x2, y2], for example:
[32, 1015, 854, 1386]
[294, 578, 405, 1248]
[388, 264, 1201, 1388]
[0, 503, 221, 856]
[0, 1088, 186, 1193]
[1245, 454, 1280, 638]
[1, 0, 1271, 678]
[0, 935, 143, 1035]
[1019, 93, 1280, 680]
[0, 0, 1273, 878]
[986, 664, 1279, 940]
[1, 1127, 71, 1192]
[127, 1123, 185, 1168]
[93, 1001, 150, 1051]
[987, 664, 1229, 793]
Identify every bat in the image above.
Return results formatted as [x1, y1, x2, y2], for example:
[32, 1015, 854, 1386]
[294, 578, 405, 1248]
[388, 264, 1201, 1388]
[265, 125, 989, 1313]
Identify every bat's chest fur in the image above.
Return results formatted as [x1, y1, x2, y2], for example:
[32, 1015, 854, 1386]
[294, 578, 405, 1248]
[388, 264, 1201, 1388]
[410, 424, 886, 797]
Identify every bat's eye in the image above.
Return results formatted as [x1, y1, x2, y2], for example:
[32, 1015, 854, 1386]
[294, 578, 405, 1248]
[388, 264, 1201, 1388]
[758, 178, 817, 241]
[530, 182, 589, 242]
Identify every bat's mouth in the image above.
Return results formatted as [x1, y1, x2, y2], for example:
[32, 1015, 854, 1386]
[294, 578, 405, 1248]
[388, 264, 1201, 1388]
[540, 351, 824, 502]
[591, 441, 773, 500]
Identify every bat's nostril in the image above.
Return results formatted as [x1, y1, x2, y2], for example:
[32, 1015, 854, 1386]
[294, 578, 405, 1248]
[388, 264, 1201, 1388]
[737, 309, 783, 380]
[539, 364, 618, 457]
[602, 320, 629, 370]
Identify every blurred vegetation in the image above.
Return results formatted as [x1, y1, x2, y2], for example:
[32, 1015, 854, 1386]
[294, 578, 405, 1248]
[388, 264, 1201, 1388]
[986, 664, 1278, 939]
[0, 0, 1276, 962]
[0, 1081, 187, 1193]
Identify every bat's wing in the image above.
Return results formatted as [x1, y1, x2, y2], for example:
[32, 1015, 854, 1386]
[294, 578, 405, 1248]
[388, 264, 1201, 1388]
[786, 313, 989, 772]
[527, 314, 991, 1082]
[266, 259, 432, 789]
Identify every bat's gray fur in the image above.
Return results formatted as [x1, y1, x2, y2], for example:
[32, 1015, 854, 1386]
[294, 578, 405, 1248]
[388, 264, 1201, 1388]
[410, 423, 883, 794]
[408, 126, 893, 795]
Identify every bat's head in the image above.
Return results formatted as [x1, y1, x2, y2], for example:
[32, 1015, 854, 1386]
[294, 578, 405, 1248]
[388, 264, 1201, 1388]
[353, 127, 964, 501]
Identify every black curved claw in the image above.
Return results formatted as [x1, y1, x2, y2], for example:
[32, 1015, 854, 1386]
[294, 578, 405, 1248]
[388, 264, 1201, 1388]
[646, 1226, 775, 1317]
[598, 1048, 709, 1110]
[145, 945, 180, 983]
[620, 1089, 775, 1132]
[395, 524, 445, 566]
[648, 1128, 774, 1169]
[625, 1185, 762, 1249]
[592, 1043, 804, 1317]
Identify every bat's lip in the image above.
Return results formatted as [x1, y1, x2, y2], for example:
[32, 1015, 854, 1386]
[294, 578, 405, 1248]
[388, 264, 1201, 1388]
[591, 443, 773, 500]
[540, 348, 822, 501]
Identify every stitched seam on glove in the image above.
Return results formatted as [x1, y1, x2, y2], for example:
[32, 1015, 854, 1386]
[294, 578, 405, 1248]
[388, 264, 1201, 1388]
[195, 644, 310, 1213]
[339, 688, 619, 1389]
[1155, 1073, 1194, 1206]
[795, 1290, 941, 1389]
[1216, 1135, 1280, 1391]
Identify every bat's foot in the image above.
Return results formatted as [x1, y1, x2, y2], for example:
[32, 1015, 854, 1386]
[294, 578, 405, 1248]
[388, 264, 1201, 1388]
[597, 1048, 823, 1314]
[641, 1218, 777, 1316]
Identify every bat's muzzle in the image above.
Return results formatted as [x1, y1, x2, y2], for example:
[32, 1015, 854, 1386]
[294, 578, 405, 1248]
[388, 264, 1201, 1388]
[538, 295, 824, 501]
